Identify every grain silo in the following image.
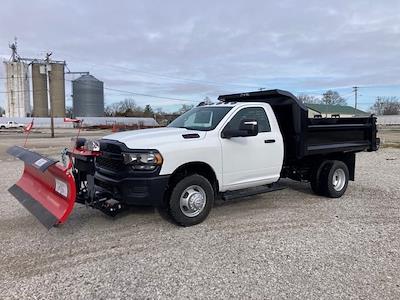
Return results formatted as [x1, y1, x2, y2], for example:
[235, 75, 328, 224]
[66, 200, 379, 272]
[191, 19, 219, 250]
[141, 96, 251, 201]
[32, 63, 48, 117]
[49, 63, 66, 117]
[72, 74, 104, 117]
[4, 61, 31, 117]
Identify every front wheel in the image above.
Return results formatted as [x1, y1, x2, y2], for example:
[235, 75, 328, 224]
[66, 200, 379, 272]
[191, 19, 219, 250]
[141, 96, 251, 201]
[168, 174, 214, 226]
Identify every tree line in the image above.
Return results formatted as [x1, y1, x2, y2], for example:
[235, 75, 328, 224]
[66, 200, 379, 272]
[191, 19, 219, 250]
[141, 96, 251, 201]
[298, 90, 347, 106]
[370, 96, 400, 115]
[298, 90, 400, 115]
[103, 98, 194, 117]
[61, 98, 194, 120]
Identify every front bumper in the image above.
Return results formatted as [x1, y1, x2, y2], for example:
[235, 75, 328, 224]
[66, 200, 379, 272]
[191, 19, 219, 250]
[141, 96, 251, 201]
[95, 172, 169, 207]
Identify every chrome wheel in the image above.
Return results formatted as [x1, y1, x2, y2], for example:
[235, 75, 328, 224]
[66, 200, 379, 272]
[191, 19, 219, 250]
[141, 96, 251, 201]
[332, 168, 346, 191]
[179, 185, 206, 217]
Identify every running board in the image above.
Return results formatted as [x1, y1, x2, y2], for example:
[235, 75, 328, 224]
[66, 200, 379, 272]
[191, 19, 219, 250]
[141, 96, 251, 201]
[221, 182, 286, 201]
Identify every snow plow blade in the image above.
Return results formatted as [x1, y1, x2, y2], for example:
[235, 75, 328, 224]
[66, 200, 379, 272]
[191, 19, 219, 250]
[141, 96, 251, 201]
[7, 146, 77, 229]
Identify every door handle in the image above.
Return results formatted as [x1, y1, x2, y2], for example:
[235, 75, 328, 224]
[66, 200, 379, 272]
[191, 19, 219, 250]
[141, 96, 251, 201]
[264, 139, 275, 143]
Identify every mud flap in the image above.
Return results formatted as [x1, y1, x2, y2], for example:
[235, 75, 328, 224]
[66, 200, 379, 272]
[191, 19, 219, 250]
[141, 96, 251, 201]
[7, 146, 77, 229]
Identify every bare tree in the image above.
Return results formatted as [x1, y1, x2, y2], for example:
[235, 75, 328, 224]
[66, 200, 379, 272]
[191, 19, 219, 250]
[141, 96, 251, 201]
[371, 97, 400, 115]
[0, 106, 5, 116]
[154, 107, 165, 115]
[119, 98, 138, 113]
[321, 90, 347, 105]
[105, 102, 121, 116]
[298, 94, 321, 104]
[105, 98, 144, 117]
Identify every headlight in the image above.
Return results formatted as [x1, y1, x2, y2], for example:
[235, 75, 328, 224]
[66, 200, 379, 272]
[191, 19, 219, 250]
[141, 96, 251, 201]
[85, 140, 100, 152]
[122, 151, 163, 170]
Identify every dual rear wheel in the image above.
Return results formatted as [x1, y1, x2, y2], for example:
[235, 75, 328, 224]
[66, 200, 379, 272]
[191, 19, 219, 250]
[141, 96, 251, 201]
[311, 160, 349, 198]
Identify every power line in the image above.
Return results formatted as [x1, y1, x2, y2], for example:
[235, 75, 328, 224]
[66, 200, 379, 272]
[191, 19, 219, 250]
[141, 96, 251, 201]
[0, 80, 196, 103]
[57, 52, 265, 90]
[64, 79, 195, 103]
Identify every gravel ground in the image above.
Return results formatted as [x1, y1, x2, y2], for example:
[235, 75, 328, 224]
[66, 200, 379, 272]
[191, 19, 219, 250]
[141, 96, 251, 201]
[0, 137, 399, 299]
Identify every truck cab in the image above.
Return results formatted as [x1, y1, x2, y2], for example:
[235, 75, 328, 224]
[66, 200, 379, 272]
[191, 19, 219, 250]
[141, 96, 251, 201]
[99, 102, 283, 194]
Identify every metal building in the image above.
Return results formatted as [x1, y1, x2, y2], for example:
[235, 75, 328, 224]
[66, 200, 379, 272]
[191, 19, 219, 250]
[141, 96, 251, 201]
[72, 74, 104, 117]
[49, 63, 66, 117]
[31, 63, 48, 117]
[3, 61, 31, 117]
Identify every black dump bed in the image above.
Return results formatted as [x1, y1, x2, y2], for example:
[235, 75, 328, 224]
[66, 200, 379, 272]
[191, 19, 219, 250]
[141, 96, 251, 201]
[218, 89, 379, 164]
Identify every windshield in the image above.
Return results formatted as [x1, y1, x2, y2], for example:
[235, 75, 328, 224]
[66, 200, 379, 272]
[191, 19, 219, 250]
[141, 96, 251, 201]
[168, 106, 232, 131]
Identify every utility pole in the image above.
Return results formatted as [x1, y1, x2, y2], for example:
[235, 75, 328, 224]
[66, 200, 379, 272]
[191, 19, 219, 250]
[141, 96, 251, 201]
[352, 86, 358, 116]
[376, 96, 383, 115]
[45, 52, 55, 138]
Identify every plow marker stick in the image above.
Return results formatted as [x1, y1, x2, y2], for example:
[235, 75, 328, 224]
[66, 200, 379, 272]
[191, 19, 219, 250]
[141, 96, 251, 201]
[7, 146, 77, 229]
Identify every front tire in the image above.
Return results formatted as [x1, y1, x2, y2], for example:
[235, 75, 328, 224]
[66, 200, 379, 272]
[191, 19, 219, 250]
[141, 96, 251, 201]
[168, 174, 214, 226]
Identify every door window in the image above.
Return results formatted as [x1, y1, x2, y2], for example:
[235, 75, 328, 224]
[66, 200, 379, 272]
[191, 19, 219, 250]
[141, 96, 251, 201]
[225, 107, 271, 132]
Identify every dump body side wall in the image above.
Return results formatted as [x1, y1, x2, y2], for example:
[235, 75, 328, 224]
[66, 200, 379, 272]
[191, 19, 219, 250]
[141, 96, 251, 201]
[303, 116, 378, 157]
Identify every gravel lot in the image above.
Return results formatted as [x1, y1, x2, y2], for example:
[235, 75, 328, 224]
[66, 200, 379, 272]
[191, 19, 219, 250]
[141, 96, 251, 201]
[0, 131, 399, 299]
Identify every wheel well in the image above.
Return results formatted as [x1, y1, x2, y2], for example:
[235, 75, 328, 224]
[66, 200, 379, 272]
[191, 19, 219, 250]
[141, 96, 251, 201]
[312, 153, 355, 181]
[167, 162, 219, 194]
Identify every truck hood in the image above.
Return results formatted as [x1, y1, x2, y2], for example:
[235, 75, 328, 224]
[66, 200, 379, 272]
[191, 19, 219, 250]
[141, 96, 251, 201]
[102, 127, 206, 149]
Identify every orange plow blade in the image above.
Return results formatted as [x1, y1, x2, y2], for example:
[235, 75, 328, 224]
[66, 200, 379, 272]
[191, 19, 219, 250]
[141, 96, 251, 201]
[7, 146, 77, 229]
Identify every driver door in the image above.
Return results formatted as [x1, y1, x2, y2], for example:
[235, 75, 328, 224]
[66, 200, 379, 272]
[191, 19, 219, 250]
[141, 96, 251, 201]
[220, 106, 281, 190]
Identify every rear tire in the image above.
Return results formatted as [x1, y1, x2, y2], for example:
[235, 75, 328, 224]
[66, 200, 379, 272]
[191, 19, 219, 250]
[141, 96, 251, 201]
[168, 174, 214, 226]
[310, 166, 324, 196]
[319, 160, 349, 198]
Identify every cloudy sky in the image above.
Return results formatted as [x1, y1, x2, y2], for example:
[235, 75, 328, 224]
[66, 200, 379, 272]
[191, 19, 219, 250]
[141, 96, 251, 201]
[1, 0, 399, 111]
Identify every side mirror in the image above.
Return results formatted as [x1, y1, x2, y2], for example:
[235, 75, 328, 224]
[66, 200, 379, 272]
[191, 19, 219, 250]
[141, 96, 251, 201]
[222, 119, 258, 138]
[239, 119, 258, 136]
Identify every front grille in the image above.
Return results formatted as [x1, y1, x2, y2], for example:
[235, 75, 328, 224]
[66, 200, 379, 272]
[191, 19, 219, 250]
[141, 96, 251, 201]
[96, 156, 124, 172]
[100, 141, 123, 154]
[96, 140, 126, 172]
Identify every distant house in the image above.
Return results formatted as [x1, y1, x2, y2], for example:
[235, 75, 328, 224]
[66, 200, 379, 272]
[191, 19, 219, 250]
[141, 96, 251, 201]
[306, 103, 369, 118]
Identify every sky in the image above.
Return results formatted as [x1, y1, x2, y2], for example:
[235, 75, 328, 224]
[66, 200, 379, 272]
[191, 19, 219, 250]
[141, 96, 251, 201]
[1, 0, 399, 112]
